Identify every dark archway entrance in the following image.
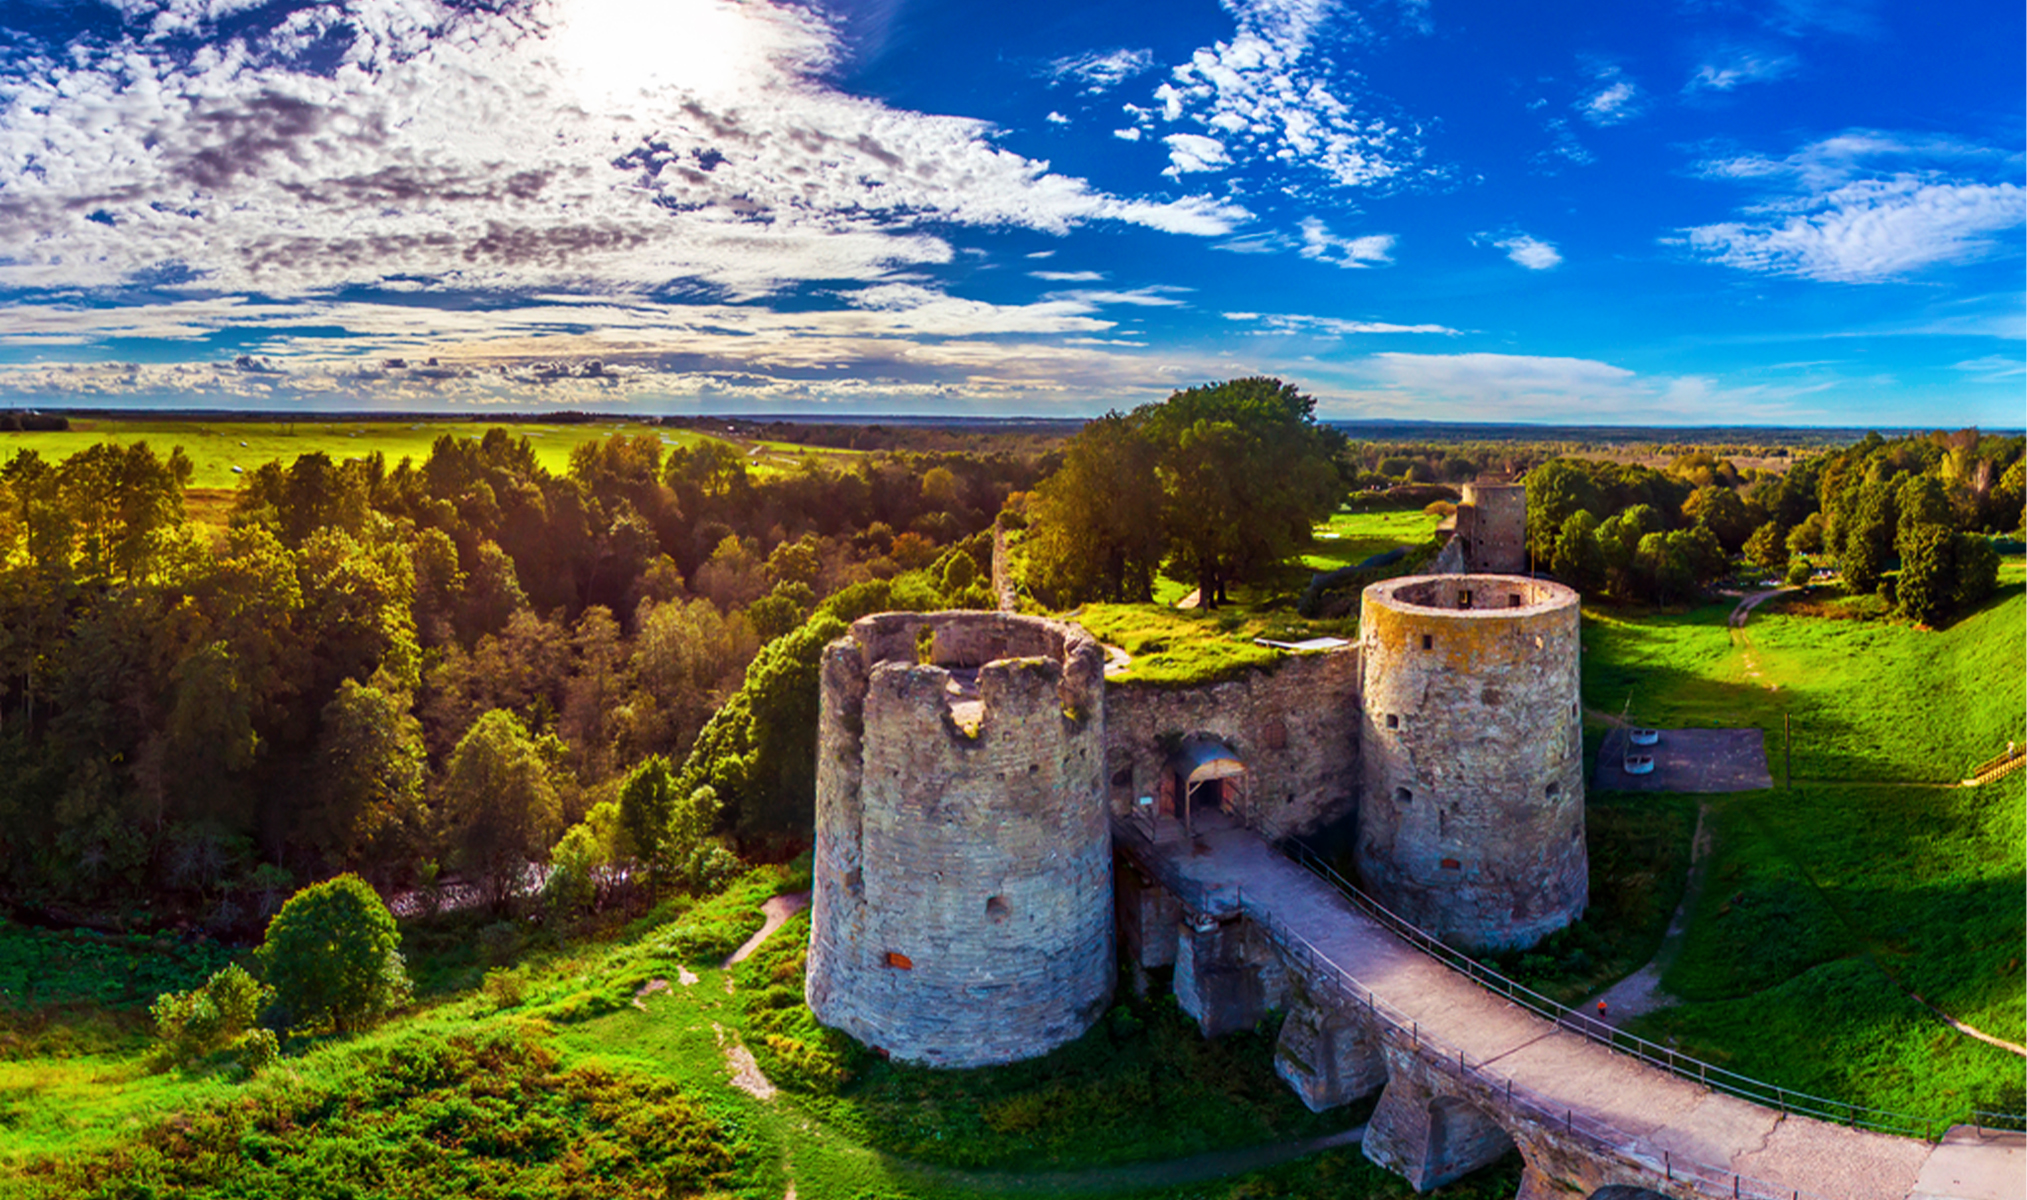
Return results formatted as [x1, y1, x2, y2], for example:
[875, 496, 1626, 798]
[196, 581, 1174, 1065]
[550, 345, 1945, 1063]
[1171, 737, 1247, 836]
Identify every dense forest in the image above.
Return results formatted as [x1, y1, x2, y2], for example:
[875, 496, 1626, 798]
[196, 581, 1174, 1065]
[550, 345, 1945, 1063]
[0, 430, 1040, 927]
[2, 412, 2019, 933]
[1522, 430, 2022, 617]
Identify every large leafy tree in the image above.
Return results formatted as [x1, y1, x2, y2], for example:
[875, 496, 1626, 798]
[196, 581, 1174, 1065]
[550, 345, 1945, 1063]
[440, 708, 564, 909]
[257, 873, 410, 1033]
[1142, 378, 1343, 608]
[304, 678, 427, 876]
[1022, 411, 1166, 605]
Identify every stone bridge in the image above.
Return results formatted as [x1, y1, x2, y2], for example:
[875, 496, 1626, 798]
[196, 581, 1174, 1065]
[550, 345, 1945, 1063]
[1112, 813, 2022, 1200]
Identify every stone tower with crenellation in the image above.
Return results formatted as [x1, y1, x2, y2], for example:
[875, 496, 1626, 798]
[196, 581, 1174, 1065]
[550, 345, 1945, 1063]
[805, 611, 1113, 1067]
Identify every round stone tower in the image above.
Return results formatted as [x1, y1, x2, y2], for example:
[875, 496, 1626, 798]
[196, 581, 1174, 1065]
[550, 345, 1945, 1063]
[1355, 575, 1586, 952]
[807, 610, 1113, 1067]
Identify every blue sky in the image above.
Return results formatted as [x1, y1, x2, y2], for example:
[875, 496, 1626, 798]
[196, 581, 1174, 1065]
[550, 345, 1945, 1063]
[0, 0, 2019, 424]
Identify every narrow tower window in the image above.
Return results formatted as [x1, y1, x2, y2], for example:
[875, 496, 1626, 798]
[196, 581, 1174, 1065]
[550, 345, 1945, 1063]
[1545, 782, 1562, 800]
[1385, 713, 1399, 729]
[1421, 634, 1433, 650]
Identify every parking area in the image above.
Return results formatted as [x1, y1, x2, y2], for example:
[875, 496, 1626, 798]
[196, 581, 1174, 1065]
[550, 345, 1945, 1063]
[1594, 727, 1775, 792]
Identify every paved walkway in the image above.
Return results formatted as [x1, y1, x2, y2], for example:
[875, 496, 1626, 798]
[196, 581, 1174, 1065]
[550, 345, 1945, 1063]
[1118, 815, 2024, 1200]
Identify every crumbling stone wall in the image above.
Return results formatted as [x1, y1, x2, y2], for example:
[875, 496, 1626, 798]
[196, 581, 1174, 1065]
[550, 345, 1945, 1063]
[1453, 483, 1528, 574]
[806, 611, 1113, 1067]
[1103, 648, 1361, 841]
[1356, 574, 1587, 951]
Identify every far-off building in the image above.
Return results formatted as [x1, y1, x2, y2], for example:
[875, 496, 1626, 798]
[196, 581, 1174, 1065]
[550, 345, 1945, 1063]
[1435, 482, 1528, 574]
[807, 548, 1586, 1067]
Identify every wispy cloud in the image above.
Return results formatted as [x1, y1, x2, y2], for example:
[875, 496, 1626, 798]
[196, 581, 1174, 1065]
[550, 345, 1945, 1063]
[1029, 270, 1106, 282]
[1223, 311, 1457, 336]
[1684, 48, 1798, 94]
[1357, 351, 1833, 422]
[1044, 48, 1155, 94]
[1680, 131, 2026, 282]
[1951, 355, 2026, 384]
[1578, 65, 1644, 126]
[1298, 217, 1395, 268]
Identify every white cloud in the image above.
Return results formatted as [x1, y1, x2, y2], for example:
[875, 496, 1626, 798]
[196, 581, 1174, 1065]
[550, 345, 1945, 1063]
[1223, 311, 1457, 336]
[1951, 355, 2026, 383]
[1029, 270, 1106, 282]
[1046, 111, 1070, 125]
[1486, 233, 1562, 270]
[0, 0, 1248, 305]
[1039, 286, 1192, 308]
[1686, 180, 2024, 282]
[1577, 65, 1643, 127]
[1045, 48, 1156, 94]
[1298, 217, 1394, 268]
[1136, 0, 1434, 191]
[1113, 127, 1143, 142]
[1357, 352, 1822, 422]
[1162, 133, 1231, 176]
[1685, 49, 1798, 94]
[1681, 132, 2026, 282]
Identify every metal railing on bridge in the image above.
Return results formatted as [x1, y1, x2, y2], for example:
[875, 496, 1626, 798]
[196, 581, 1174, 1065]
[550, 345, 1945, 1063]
[1111, 817, 2024, 1200]
[1273, 834, 2026, 1143]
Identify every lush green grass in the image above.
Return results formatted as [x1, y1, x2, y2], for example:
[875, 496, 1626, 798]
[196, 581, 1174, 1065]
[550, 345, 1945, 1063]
[14, 1023, 747, 1199]
[720, 910, 1356, 1172]
[0, 866, 1519, 1199]
[1583, 571, 2025, 782]
[0, 418, 860, 492]
[1300, 507, 1443, 573]
[1585, 562, 2026, 1126]
[1072, 604, 1353, 688]
[0, 922, 232, 1013]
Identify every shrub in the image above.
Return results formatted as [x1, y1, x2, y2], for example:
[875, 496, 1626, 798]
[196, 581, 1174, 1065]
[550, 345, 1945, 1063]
[234, 1026, 280, 1073]
[257, 873, 411, 1034]
[482, 966, 529, 1009]
[150, 962, 272, 1067]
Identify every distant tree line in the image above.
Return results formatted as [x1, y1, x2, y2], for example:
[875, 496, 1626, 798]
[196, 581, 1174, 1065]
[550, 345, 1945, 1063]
[1527, 431, 2021, 620]
[0, 430, 1038, 926]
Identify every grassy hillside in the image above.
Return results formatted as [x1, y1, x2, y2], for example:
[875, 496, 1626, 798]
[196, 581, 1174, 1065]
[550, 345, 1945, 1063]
[0, 871, 1525, 1199]
[1585, 560, 2026, 1124]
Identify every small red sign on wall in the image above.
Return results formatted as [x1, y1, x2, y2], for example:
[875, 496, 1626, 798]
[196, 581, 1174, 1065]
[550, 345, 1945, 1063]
[885, 951, 914, 969]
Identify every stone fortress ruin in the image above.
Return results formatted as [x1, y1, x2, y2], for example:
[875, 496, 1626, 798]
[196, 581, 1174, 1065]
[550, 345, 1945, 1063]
[808, 574, 1587, 1069]
[803, 482, 2012, 1197]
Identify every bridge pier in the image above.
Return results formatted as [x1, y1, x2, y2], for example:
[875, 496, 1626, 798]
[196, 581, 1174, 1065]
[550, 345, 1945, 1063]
[1273, 974, 1387, 1112]
[1174, 912, 1286, 1038]
[1363, 1043, 1519, 1190]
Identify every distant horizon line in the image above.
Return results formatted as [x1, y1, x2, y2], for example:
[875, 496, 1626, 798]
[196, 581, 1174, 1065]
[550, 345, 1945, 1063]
[4, 406, 2020, 440]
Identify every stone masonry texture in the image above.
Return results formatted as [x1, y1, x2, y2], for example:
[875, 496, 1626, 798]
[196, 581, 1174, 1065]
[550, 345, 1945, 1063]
[806, 611, 1113, 1067]
[1103, 647, 1361, 841]
[1355, 574, 1588, 951]
[1454, 483, 1528, 574]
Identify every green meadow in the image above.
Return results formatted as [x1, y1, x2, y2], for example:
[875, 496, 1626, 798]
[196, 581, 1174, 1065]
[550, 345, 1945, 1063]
[1583, 557, 2027, 1124]
[0, 418, 859, 491]
[1300, 506, 1444, 573]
